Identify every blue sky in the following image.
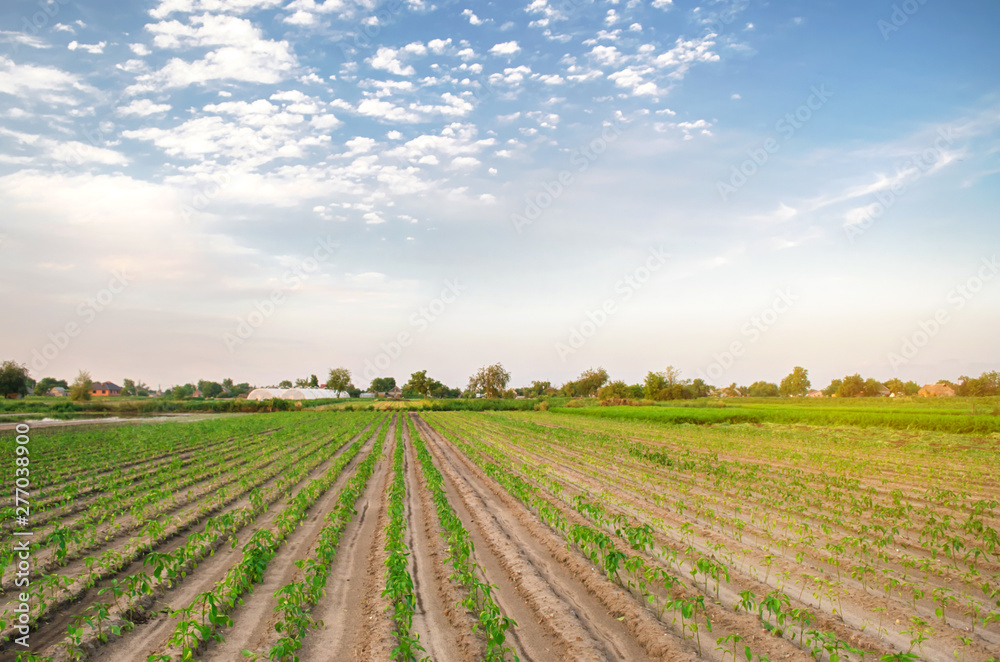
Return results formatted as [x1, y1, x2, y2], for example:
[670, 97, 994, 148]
[1, 0, 998, 391]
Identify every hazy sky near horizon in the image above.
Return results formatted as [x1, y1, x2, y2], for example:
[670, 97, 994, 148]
[1, 0, 998, 391]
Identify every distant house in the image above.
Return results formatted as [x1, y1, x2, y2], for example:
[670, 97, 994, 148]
[90, 381, 122, 397]
[360, 392, 376, 399]
[918, 384, 956, 397]
[806, 390, 824, 398]
[875, 384, 892, 397]
[51, 387, 68, 397]
[388, 386, 403, 399]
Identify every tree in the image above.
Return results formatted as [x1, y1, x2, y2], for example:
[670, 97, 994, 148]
[644, 366, 686, 400]
[884, 377, 906, 396]
[836, 374, 865, 398]
[33, 376, 66, 397]
[327, 367, 352, 394]
[643, 371, 666, 399]
[278, 380, 293, 389]
[121, 379, 137, 396]
[467, 363, 511, 399]
[370, 377, 396, 393]
[198, 380, 223, 398]
[862, 378, 885, 397]
[779, 367, 811, 397]
[70, 370, 93, 402]
[956, 371, 1000, 396]
[404, 370, 432, 398]
[573, 367, 609, 397]
[171, 384, 195, 400]
[823, 379, 842, 397]
[748, 381, 780, 397]
[597, 380, 630, 400]
[689, 378, 711, 398]
[0, 361, 30, 398]
[525, 381, 553, 397]
[430, 381, 459, 399]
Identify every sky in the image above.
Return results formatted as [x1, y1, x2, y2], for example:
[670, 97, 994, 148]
[1, 0, 998, 392]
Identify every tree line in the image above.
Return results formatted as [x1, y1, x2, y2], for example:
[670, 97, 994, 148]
[2, 359, 997, 402]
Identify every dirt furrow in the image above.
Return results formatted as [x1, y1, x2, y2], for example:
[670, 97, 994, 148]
[402, 418, 478, 662]
[416, 415, 678, 662]
[62, 429, 364, 662]
[198, 426, 381, 660]
[295, 423, 394, 661]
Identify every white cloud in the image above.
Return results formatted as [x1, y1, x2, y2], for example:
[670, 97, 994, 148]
[462, 9, 485, 25]
[0, 56, 91, 102]
[428, 38, 452, 55]
[0, 31, 51, 49]
[310, 114, 342, 130]
[589, 45, 623, 67]
[654, 34, 720, 78]
[117, 98, 172, 116]
[67, 41, 107, 54]
[130, 43, 152, 56]
[489, 41, 520, 56]
[608, 67, 660, 96]
[345, 136, 376, 154]
[449, 156, 480, 169]
[131, 43, 297, 91]
[150, 0, 283, 19]
[356, 98, 421, 123]
[283, 10, 317, 25]
[370, 47, 415, 76]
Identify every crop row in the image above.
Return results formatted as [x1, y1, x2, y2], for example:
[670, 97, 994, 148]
[266, 415, 391, 661]
[406, 415, 517, 661]
[1, 414, 378, 652]
[383, 417, 426, 662]
[437, 412, 1000, 662]
[426, 414, 912, 662]
[151, 415, 385, 661]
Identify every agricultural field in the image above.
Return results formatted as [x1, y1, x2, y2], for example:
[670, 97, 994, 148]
[1, 410, 998, 662]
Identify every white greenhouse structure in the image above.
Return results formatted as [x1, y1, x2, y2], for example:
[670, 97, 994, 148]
[246, 388, 349, 401]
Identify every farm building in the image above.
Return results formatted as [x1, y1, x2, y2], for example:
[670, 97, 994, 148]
[360, 392, 375, 398]
[806, 390, 823, 398]
[918, 384, 956, 397]
[91, 381, 122, 396]
[388, 386, 403, 399]
[50, 386, 68, 397]
[246, 388, 349, 401]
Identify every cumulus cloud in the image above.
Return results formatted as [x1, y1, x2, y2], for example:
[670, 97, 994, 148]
[117, 98, 172, 116]
[489, 41, 520, 56]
